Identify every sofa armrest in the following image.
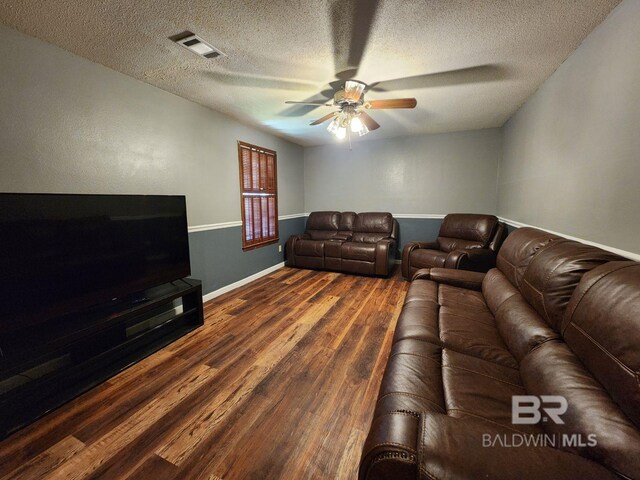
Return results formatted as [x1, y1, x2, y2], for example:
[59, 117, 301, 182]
[411, 268, 485, 291]
[375, 238, 396, 276]
[444, 247, 497, 272]
[359, 412, 420, 480]
[418, 413, 618, 480]
[285, 234, 309, 267]
[401, 241, 439, 279]
[411, 268, 432, 281]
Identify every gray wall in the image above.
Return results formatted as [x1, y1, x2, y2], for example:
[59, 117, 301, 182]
[304, 129, 501, 215]
[0, 24, 306, 295]
[190, 217, 305, 294]
[498, 0, 640, 254]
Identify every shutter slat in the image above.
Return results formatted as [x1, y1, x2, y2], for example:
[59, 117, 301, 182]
[242, 147, 252, 191]
[266, 155, 275, 192]
[244, 197, 253, 241]
[259, 152, 267, 191]
[261, 197, 268, 238]
[251, 150, 260, 190]
[253, 197, 261, 241]
[268, 196, 276, 237]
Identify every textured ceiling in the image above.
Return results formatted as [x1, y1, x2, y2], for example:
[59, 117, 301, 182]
[0, 0, 621, 146]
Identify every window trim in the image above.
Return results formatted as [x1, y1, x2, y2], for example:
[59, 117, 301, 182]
[237, 141, 279, 251]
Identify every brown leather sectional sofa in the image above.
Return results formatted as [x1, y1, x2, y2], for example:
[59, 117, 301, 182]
[286, 211, 398, 277]
[360, 227, 640, 479]
[402, 213, 508, 279]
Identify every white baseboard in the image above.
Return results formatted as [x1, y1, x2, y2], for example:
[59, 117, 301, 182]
[499, 217, 640, 262]
[202, 262, 286, 303]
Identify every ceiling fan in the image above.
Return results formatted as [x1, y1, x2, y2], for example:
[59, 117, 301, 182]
[285, 80, 416, 139]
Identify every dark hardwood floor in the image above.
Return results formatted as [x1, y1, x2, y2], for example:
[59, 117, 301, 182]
[0, 267, 408, 480]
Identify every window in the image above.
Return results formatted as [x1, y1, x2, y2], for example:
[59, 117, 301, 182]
[238, 141, 278, 250]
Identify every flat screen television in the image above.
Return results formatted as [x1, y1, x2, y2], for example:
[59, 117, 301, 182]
[0, 193, 191, 333]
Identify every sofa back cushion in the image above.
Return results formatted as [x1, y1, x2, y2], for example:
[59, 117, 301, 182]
[562, 261, 640, 428]
[436, 214, 499, 249]
[305, 211, 340, 240]
[519, 239, 622, 330]
[338, 211, 356, 237]
[496, 227, 562, 288]
[352, 212, 394, 243]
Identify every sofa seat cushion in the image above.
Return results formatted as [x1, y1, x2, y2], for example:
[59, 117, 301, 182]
[392, 301, 441, 345]
[374, 339, 447, 419]
[439, 307, 518, 369]
[410, 249, 447, 269]
[294, 239, 325, 257]
[374, 340, 530, 436]
[438, 283, 489, 312]
[442, 349, 539, 434]
[341, 241, 376, 262]
[394, 279, 518, 369]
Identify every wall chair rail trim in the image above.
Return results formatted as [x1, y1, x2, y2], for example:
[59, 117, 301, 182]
[188, 213, 307, 233]
[499, 216, 640, 262]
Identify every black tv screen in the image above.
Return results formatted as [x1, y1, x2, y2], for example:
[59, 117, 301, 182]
[0, 193, 191, 333]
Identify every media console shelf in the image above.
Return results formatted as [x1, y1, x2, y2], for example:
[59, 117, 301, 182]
[0, 278, 204, 439]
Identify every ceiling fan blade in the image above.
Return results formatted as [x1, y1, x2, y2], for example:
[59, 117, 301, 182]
[369, 65, 507, 92]
[285, 101, 333, 106]
[310, 112, 339, 126]
[331, 0, 381, 78]
[204, 71, 315, 91]
[366, 98, 417, 109]
[343, 80, 365, 102]
[359, 111, 380, 131]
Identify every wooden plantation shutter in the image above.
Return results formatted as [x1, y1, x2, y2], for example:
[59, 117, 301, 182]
[238, 141, 278, 250]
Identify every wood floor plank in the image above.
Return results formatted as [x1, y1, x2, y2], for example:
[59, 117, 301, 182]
[0, 436, 85, 480]
[46, 364, 217, 480]
[155, 295, 340, 466]
[0, 267, 409, 480]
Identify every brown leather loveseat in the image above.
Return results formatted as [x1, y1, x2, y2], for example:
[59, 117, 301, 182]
[360, 227, 640, 479]
[286, 211, 398, 277]
[401, 213, 507, 279]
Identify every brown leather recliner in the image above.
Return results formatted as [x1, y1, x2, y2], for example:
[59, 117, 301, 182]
[359, 227, 640, 479]
[286, 211, 398, 277]
[401, 213, 507, 279]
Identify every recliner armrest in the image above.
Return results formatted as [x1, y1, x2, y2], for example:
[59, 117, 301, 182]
[411, 268, 485, 291]
[445, 247, 497, 272]
[418, 413, 618, 480]
[374, 238, 396, 276]
[285, 233, 310, 267]
[401, 241, 439, 279]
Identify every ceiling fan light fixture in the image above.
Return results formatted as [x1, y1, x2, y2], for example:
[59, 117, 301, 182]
[350, 116, 363, 133]
[327, 118, 340, 134]
[350, 116, 366, 134]
[335, 126, 347, 140]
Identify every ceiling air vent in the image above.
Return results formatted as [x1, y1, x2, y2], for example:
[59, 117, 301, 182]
[171, 31, 225, 59]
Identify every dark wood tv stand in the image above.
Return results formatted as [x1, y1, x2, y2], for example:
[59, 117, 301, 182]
[0, 278, 204, 439]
